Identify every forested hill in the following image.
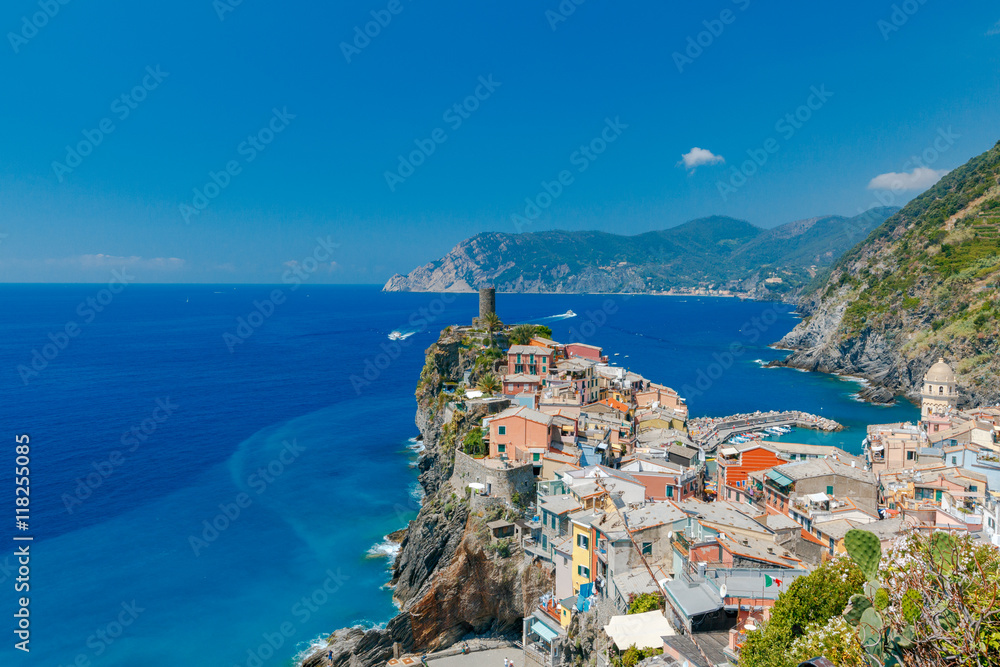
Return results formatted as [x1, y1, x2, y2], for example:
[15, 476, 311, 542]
[383, 209, 897, 298]
[777, 140, 1000, 405]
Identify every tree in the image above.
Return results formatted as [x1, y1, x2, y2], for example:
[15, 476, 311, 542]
[739, 557, 865, 667]
[481, 312, 503, 346]
[477, 372, 500, 395]
[462, 429, 487, 457]
[627, 593, 663, 615]
[509, 324, 538, 346]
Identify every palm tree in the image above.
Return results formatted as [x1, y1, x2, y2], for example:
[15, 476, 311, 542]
[510, 323, 537, 346]
[477, 372, 501, 395]
[481, 312, 503, 347]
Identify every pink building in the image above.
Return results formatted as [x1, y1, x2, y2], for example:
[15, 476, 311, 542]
[503, 373, 542, 396]
[488, 406, 559, 462]
[507, 345, 554, 376]
[564, 342, 606, 362]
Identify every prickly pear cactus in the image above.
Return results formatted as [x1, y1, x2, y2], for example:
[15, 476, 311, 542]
[930, 531, 957, 573]
[873, 587, 889, 611]
[844, 593, 873, 626]
[901, 589, 921, 624]
[845, 529, 882, 581]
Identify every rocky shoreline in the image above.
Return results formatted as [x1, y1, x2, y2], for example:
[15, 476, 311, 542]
[297, 330, 546, 667]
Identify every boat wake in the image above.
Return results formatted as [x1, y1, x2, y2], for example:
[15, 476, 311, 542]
[524, 310, 577, 323]
[387, 328, 417, 341]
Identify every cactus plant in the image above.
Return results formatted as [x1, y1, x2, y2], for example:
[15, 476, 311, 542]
[900, 589, 922, 625]
[930, 531, 957, 573]
[873, 587, 889, 611]
[844, 593, 872, 626]
[845, 528, 882, 581]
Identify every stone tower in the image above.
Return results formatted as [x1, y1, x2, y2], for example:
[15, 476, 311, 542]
[478, 286, 496, 323]
[921, 357, 959, 418]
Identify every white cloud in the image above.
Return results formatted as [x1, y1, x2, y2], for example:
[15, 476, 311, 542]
[44, 254, 186, 270]
[988, 20, 1000, 35]
[867, 167, 949, 192]
[679, 147, 725, 171]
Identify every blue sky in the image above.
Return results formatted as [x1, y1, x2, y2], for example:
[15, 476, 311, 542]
[1, 0, 998, 283]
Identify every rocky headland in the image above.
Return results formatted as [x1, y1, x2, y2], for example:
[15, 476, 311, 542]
[298, 329, 548, 667]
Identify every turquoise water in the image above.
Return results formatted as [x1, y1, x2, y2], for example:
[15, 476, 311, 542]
[0, 287, 917, 666]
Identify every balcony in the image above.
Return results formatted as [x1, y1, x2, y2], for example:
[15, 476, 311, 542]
[523, 537, 551, 562]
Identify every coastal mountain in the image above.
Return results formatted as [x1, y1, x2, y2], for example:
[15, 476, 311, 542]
[383, 209, 899, 298]
[777, 140, 1000, 406]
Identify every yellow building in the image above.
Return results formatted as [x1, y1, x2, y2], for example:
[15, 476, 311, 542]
[570, 518, 593, 594]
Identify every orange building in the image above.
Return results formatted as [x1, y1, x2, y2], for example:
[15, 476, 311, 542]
[717, 444, 783, 504]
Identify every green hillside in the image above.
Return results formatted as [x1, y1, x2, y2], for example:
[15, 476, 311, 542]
[384, 209, 897, 297]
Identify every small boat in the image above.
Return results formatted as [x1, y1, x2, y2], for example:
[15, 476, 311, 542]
[565, 310, 576, 317]
[388, 332, 404, 341]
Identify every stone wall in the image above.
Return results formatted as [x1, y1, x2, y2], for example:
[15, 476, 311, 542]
[452, 450, 535, 503]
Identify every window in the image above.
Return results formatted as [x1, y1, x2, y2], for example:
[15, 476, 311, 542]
[577, 534, 589, 549]
[826, 486, 833, 495]
[498, 425, 506, 435]
[642, 542, 652, 556]
[577, 565, 590, 579]
[533, 453, 540, 462]
[498, 444, 506, 453]
[542, 535, 547, 549]
[666, 486, 673, 498]
[906, 451, 915, 460]
[939, 386, 944, 394]
[970, 485, 978, 492]
[516, 354, 521, 363]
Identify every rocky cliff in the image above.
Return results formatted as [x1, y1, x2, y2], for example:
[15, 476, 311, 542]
[383, 210, 897, 299]
[775, 140, 1000, 407]
[299, 329, 548, 667]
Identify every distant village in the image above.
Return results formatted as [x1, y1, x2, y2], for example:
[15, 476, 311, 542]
[395, 290, 1000, 667]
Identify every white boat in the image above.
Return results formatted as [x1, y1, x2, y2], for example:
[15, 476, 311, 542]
[565, 310, 576, 317]
[389, 330, 415, 341]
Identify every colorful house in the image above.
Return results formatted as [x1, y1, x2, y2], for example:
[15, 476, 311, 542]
[487, 405, 559, 462]
[507, 345, 554, 376]
[716, 443, 783, 504]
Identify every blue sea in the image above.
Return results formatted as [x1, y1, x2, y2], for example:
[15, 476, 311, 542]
[0, 286, 918, 666]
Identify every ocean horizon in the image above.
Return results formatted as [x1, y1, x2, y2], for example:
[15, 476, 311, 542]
[2, 285, 919, 666]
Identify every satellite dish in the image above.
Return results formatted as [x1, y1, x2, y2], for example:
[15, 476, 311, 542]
[667, 531, 673, 539]
[744, 619, 758, 631]
[719, 584, 728, 598]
